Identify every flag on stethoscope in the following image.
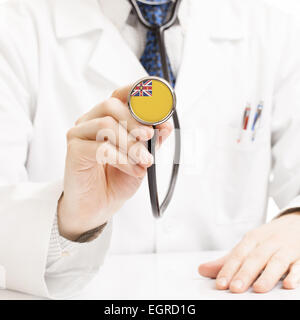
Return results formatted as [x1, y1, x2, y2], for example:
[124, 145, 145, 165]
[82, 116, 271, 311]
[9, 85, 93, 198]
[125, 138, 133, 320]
[128, 77, 174, 124]
[131, 80, 153, 97]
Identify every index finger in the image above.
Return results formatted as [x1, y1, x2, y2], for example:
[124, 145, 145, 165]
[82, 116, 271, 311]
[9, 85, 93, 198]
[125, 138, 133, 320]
[76, 84, 133, 125]
[216, 236, 257, 290]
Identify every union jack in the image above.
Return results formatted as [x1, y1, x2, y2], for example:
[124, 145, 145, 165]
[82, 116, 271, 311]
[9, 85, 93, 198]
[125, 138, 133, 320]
[131, 80, 152, 97]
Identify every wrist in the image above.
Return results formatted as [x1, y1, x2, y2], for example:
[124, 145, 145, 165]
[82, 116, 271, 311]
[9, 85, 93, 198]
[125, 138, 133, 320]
[57, 194, 108, 241]
[57, 194, 81, 240]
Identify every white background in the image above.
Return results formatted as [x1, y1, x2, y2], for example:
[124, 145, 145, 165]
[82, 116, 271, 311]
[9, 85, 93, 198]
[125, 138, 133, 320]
[0, 0, 299, 219]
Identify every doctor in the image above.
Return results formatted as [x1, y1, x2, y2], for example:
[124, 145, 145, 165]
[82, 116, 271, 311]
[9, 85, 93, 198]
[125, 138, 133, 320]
[1, 0, 300, 298]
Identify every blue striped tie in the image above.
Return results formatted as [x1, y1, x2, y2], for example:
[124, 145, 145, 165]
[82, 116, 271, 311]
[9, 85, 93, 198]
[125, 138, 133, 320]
[137, 0, 176, 87]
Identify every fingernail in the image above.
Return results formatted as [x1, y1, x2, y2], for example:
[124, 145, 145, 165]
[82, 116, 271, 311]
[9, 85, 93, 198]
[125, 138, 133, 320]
[216, 277, 228, 288]
[144, 127, 154, 140]
[139, 149, 153, 165]
[133, 128, 153, 141]
[231, 279, 244, 290]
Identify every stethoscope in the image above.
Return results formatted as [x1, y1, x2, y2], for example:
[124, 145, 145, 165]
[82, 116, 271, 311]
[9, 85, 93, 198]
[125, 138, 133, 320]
[128, 0, 182, 218]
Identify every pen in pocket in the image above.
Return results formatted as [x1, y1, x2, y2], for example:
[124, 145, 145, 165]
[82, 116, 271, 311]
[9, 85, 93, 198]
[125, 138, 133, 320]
[237, 103, 251, 143]
[251, 101, 264, 141]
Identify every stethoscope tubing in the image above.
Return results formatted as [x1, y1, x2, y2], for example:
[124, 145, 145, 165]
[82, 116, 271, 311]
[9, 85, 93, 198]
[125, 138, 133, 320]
[129, 0, 182, 218]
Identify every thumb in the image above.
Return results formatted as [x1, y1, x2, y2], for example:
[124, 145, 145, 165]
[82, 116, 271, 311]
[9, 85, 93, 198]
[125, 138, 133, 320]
[198, 255, 227, 279]
[111, 85, 133, 103]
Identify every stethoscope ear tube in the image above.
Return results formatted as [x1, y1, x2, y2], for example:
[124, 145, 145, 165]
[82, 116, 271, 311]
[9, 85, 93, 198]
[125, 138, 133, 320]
[129, 0, 182, 218]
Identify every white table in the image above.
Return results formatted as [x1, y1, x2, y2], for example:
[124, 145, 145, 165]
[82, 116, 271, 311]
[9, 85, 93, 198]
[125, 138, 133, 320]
[1, 251, 300, 300]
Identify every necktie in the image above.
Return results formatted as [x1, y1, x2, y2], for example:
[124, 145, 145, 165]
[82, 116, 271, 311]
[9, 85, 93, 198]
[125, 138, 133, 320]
[137, 0, 176, 87]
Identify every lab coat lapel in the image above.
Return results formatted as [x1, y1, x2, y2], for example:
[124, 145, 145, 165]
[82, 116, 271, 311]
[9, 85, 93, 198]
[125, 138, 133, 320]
[175, 0, 245, 115]
[88, 23, 147, 87]
[53, 0, 146, 88]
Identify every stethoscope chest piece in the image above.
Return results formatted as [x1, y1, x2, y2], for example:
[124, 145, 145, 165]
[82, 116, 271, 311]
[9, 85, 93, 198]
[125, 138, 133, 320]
[128, 76, 176, 126]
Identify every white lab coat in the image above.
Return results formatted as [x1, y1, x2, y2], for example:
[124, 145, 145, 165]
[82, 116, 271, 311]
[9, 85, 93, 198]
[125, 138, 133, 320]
[0, 0, 300, 298]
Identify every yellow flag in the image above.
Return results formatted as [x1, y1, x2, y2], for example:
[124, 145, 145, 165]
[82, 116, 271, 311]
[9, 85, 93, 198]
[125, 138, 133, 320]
[129, 77, 175, 125]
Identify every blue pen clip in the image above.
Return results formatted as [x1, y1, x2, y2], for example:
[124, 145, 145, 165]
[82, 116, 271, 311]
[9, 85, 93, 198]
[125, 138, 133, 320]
[251, 101, 264, 141]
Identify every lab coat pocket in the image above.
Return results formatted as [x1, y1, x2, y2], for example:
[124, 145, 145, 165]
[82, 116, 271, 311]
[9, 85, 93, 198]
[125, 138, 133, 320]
[214, 126, 271, 225]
